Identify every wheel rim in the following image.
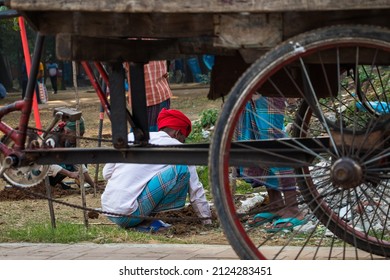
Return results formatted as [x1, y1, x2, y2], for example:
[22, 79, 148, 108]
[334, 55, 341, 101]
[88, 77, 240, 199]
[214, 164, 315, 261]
[0, 130, 49, 188]
[210, 25, 390, 259]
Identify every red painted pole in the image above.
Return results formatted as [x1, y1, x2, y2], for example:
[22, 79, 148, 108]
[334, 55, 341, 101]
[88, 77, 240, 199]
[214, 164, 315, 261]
[19, 17, 42, 130]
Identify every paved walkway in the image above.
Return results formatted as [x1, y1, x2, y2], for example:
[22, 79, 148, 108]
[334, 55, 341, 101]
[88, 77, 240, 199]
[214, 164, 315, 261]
[1, 243, 385, 260]
[0, 243, 239, 260]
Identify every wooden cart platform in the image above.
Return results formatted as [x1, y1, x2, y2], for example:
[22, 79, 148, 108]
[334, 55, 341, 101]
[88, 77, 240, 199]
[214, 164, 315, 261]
[2, 0, 390, 261]
[7, 0, 390, 63]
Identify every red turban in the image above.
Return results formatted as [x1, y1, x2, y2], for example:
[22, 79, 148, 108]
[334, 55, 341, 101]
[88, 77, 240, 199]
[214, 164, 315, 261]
[157, 108, 192, 137]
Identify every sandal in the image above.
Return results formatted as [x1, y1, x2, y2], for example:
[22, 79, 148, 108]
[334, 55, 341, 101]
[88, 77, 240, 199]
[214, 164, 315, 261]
[266, 217, 307, 233]
[135, 220, 172, 233]
[247, 212, 280, 227]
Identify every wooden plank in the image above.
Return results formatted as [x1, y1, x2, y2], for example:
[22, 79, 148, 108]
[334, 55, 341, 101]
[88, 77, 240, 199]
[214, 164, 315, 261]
[24, 12, 215, 38]
[56, 35, 236, 62]
[56, 35, 179, 62]
[20, 9, 390, 41]
[284, 10, 390, 38]
[9, 1, 388, 62]
[215, 13, 282, 49]
[24, 11, 284, 51]
[52, 8, 390, 62]
[8, 0, 390, 13]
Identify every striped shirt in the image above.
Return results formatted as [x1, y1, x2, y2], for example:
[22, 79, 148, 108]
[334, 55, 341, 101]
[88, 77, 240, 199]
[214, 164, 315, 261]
[127, 61, 172, 106]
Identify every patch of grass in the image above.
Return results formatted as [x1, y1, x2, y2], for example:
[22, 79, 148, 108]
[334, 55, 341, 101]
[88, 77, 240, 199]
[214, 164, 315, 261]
[235, 179, 254, 194]
[196, 166, 212, 200]
[0, 221, 187, 244]
[187, 108, 219, 143]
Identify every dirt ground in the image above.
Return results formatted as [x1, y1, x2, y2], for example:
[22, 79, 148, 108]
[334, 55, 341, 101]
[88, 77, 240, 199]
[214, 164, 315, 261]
[0, 84, 234, 244]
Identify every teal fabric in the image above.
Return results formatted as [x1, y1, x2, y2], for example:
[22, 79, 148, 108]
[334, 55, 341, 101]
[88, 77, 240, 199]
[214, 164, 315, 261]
[236, 96, 296, 190]
[108, 165, 190, 228]
[65, 118, 85, 134]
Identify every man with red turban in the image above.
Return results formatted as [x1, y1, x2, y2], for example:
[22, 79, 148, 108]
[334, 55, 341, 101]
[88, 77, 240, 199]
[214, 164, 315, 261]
[101, 109, 211, 232]
[157, 108, 192, 142]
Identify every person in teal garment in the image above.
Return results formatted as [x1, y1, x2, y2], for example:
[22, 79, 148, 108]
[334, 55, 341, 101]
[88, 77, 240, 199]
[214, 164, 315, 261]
[46, 118, 95, 190]
[236, 95, 307, 232]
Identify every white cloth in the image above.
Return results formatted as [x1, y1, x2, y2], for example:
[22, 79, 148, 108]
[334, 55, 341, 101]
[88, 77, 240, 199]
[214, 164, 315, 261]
[47, 62, 58, 77]
[101, 131, 211, 222]
[48, 165, 63, 177]
[48, 164, 88, 177]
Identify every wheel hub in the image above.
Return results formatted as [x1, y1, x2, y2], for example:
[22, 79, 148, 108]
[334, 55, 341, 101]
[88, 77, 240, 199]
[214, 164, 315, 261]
[0, 132, 50, 188]
[331, 157, 363, 189]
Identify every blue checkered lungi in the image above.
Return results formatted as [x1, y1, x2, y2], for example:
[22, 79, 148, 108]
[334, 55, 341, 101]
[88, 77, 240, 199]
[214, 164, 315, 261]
[108, 165, 190, 228]
[236, 96, 296, 191]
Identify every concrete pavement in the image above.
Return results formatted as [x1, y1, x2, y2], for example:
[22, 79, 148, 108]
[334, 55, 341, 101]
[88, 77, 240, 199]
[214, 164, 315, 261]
[0, 243, 239, 260]
[0, 243, 385, 260]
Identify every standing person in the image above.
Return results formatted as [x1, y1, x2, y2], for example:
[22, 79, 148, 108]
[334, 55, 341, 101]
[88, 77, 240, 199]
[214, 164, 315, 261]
[46, 58, 59, 94]
[101, 108, 212, 231]
[35, 60, 45, 104]
[46, 118, 95, 190]
[236, 95, 307, 232]
[0, 83, 6, 99]
[125, 60, 173, 131]
[173, 59, 184, 83]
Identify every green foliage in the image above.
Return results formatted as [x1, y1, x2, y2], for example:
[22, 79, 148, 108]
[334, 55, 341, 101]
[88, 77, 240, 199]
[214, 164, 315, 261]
[358, 65, 376, 83]
[0, 15, 35, 89]
[196, 166, 209, 188]
[0, 16, 21, 54]
[199, 108, 218, 128]
[195, 167, 256, 200]
[187, 109, 220, 198]
[197, 73, 211, 84]
[187, 108, 219, 143]
[0, 13, 56, 88]
[235, 179, 254, 194]
[186, 119, 204, 143]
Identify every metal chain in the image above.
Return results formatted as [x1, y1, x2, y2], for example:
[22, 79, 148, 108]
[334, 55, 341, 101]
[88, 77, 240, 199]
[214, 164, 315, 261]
[12, 185, 215, 223]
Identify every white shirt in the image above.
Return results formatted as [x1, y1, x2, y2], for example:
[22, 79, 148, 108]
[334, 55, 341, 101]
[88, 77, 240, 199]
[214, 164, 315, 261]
[101, 131, 211, 223]
[48, 164, 88, 176]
